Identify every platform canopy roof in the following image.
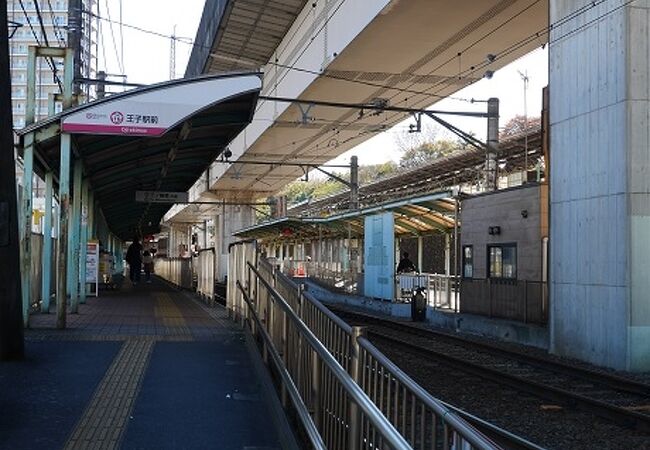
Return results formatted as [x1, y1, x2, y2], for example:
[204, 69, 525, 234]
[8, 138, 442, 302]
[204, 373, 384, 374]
[186, 0, 309, 77]
[17, 72, 262, 240]
[234, 190, 457, 243]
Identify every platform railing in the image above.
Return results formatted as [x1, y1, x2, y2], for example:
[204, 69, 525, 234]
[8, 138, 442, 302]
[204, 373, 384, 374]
[229, 243, 500, 450]
[239, 262, 411, 450]
[396, 273, 460, 310]
[195, 248, 216, 303]
[154, 257, 193, 289]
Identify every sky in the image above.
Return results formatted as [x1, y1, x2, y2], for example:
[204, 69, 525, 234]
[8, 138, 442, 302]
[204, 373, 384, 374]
[99, 0, 548, 167]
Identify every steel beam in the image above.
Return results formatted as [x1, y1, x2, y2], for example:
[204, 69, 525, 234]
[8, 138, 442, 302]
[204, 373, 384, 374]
[41, 171, 53, 312]
[20, 133, 34, 327]
[69, 159, 82, 312]
[25, 46, 36, 124]
[79, 178, 89, 304]
[57, 134, 71, 329]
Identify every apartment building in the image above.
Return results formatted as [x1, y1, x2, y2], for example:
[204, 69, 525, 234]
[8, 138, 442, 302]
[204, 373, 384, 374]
[8, 0, 97, 128]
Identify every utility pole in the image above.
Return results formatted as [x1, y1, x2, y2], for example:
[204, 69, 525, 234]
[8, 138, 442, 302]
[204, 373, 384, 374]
[68, 0, 82, 96]
[169, 25, 176, 80]
[96, 70, 106, 99]
[485, 98, 499, 191]
[518, 70, 530, 183]
[349, 156, 359, 210]
[0, 0, 25, 360]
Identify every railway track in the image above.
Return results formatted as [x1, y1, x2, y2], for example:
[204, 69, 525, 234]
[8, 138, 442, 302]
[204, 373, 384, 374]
[331, 307, 650, 434]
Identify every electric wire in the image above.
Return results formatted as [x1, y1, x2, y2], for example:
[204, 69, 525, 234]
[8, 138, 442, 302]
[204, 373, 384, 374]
[103, 0, 124, 73]
[17, 0, 63, 92]
[45, 0, 66, 45]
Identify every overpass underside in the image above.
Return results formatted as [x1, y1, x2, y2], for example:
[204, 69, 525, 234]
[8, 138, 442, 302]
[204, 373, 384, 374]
[170, 0, 549, 211]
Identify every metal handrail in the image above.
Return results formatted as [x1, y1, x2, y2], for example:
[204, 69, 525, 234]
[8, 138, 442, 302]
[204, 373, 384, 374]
[236, 280, 326, 450]
[276, 269, 353, 334]
[248, 261, 412, 450]
[268, 259, 502, 449]
[358, 337, 501, 450]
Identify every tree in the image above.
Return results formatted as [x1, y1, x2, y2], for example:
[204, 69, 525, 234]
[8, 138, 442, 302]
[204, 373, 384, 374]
[398, 139, 463, 170]
[500, 115, 541, 139]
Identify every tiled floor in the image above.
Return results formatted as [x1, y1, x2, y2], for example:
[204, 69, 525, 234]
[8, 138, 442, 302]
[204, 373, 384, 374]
[1, 278, 281, 450]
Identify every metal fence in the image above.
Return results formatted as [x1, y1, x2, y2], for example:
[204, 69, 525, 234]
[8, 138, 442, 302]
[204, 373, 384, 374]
[460, 278, 548, 324]
[154, 257, 193, 289]
[29, 233, 57, 310]
[195, 248, 216, 303]
[228, 242, 500, 450]
[395, 273, 460, 311]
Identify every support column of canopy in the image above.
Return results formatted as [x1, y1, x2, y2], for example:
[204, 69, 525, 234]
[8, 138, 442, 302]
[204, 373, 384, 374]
[215, 201, 254, 281]
[19, 133, 34, 327]
[41, 171, 54, 312]
[19, 46, 38, 326]
[79, 179, 89, 304]
[57, 134, 72, 329]
[68, 159, 83, 313]
[55, 47, 74, 329]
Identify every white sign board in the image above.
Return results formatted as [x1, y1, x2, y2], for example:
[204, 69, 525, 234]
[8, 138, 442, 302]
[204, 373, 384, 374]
[61, 74, 262, 137]
[135, 191, 189, 203]
[364, 213, 395, 300]
[85, 241, 99, 297]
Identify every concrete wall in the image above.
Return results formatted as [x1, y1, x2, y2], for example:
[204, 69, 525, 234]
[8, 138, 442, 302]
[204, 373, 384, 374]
[550, 0, 650, 371]
[460, 183, 547, 282]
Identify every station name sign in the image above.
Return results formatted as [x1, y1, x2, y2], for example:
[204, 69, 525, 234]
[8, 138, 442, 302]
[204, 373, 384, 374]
[135, 191, 189, 204]
[61, 74, 262, 137]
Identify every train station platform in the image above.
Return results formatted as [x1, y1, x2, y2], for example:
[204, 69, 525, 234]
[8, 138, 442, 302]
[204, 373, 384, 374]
[0, 278, 283, 450]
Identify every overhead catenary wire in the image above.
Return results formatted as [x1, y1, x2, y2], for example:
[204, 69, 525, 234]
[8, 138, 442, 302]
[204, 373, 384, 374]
[45, 0, 66, 46]
[80, 0, 629, 110]
[103, 0, 124, 74]
[17, 0, 64, 92]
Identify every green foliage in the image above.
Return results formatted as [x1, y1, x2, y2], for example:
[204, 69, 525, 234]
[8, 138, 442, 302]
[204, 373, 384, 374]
[279, 161, 400, 207]
[399, 139, 463, 170]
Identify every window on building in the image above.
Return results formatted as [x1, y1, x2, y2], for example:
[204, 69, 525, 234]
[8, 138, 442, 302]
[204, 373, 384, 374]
[488, 244, 517, 279]
[462, 245, 473, 278]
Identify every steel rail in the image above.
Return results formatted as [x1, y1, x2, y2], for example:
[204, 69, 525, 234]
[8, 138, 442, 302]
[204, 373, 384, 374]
[333, 308, 650, 398]
[236, 280, 326, 450]
[247, 262, 413, 450]
[359, 336, 514, 450]
[369, 331, 650, 433]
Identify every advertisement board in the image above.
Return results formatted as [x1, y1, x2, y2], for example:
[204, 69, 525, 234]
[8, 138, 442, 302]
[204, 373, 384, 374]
[86, 241, 99, 297]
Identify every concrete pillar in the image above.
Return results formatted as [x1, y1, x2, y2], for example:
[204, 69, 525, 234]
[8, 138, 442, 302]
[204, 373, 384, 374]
[216, 204, 254, 281]
[550, 0, 650, 370]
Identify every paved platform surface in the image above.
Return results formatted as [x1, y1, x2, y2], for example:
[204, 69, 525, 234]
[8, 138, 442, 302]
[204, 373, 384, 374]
[0, 278, 281, 450]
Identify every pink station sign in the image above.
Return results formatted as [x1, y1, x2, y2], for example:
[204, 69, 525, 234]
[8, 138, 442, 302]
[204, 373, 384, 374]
[61, 75, 262, 137]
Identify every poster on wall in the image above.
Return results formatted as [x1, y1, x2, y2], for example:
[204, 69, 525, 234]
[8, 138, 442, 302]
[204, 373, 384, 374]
[86, 241, 99, 297]
[364, 213, 395, 300]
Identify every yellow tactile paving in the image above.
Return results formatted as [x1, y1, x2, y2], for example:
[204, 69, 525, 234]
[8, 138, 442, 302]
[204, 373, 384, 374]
[154, 292, 192, 336]
[63, 339, 154, 450]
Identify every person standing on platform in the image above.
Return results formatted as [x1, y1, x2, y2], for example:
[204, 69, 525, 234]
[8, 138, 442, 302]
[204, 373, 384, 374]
[125, 237, 143, 284]
[142, 250, 154, 283]
[396, 251, 418, 273]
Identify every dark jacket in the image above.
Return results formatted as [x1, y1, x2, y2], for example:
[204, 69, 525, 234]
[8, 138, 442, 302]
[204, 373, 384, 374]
[125, 242, 143, 265]
[396, 257, 417, 273]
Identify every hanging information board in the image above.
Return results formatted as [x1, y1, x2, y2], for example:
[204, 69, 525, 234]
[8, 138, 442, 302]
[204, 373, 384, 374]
[86, 241, 99, 297]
